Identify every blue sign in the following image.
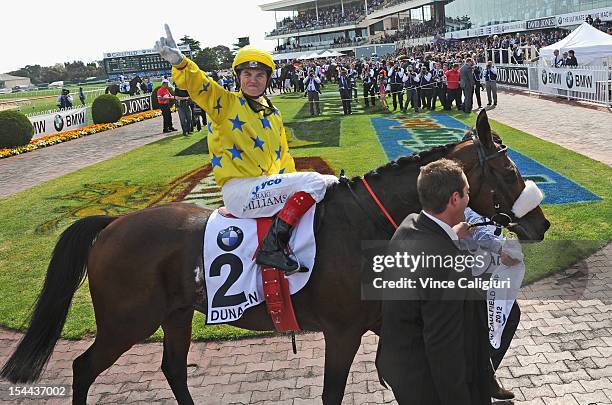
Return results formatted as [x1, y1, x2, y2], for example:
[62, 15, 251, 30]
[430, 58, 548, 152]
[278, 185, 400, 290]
[370, 115, 600, 205]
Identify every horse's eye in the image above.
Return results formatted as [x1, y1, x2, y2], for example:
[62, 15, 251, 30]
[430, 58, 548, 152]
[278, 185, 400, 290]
[504, 168, 517, 183]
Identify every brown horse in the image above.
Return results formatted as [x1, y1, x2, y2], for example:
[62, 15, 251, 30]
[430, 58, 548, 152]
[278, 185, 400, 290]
[1, 110, 550, 404]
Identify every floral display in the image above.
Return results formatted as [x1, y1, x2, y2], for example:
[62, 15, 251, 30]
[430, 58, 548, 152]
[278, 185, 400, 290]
[0, 110, 162, 159]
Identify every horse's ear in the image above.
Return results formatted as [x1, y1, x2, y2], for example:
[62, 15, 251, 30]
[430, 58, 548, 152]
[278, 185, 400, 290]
[475, 109, 494, 149]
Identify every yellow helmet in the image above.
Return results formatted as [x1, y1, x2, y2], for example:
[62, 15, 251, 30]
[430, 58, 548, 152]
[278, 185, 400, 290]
[232, 46, 275, 76]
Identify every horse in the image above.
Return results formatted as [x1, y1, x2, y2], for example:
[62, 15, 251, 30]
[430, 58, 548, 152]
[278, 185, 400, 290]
[1, 110, 550, 404]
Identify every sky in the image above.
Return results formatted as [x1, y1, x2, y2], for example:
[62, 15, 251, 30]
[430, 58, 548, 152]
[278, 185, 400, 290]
[2, 0, 290, 73]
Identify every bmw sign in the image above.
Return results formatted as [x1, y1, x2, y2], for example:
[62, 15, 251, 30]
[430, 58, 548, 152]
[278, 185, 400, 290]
[53, 114, 64, 132]
[566, 71, 574, 89]
[541, 69, 548, 85]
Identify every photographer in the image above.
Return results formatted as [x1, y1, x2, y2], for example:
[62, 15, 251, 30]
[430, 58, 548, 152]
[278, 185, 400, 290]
[304, 70, 322, 116]
[402, 66, 420, 113]
[388, 61, 404, 111]
[484, 61, 498, 107]
[362, 63, 377, 107]
[56, 89, 73, 110]
[419, 66, 433, 111]
[431, 62, 447, 110]
[473, 63, 483, 109]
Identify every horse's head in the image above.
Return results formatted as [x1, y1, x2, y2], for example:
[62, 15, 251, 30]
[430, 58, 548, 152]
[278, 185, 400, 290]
[449, 110, 550, 241]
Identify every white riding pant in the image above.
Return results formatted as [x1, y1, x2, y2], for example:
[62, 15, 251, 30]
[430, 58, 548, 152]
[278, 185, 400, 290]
[222, 172, 339, 218]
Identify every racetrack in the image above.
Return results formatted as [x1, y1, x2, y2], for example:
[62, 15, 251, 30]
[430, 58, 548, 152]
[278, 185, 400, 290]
[0, 89, 610, 404]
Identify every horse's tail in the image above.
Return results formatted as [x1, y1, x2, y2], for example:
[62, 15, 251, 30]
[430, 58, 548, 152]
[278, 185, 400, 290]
[0, 215, 117, 383]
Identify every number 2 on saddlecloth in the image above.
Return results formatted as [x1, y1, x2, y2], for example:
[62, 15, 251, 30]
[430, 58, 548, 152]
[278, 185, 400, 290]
[209, 253, 247, 308]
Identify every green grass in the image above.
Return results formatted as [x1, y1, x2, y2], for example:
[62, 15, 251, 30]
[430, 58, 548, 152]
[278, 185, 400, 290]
[0, 90, 609, 341]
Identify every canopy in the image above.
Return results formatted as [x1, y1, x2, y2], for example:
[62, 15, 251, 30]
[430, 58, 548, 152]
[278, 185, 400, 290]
[319, 49, 344, 58]
[539, 22, 612, 66]
[303, 51, 324, 60]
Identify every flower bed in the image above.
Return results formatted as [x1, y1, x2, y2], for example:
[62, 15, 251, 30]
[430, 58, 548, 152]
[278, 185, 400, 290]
[0, 109, 162, 159]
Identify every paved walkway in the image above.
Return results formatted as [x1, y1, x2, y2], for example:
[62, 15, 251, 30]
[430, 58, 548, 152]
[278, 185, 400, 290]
[0, 94, 610, 404]
[487, 90, 612, 166]
[0, 244, 609, 404]
[0, 114, 172, 198]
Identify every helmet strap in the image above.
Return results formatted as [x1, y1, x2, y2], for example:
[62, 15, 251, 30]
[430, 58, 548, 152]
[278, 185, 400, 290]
[244, 94, 275, 116]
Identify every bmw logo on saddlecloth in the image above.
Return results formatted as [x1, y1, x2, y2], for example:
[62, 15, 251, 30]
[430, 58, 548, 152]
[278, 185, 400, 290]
[217, 226, 244, 251]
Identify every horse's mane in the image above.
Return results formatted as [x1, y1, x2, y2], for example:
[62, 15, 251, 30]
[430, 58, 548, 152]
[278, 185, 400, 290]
[352, 140, 464, 182]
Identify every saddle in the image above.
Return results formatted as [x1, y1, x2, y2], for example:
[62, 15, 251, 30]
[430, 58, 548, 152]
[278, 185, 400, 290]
[203, 207, 316, 332]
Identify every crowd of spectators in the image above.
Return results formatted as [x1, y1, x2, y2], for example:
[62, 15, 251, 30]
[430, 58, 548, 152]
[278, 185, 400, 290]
[269, 21, 594, 118]
[371, 20, 445, 44]
[275, 36, 365, 53]
[271, 2, 365, 35]
[269, 0, 431, 35]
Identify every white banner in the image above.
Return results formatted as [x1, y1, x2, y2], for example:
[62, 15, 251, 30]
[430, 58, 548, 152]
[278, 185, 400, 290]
[556, 7, 612, 27]
[445, 21, 526, 40]
[539, 67, 597, 94]
[29, 107, 88, 140]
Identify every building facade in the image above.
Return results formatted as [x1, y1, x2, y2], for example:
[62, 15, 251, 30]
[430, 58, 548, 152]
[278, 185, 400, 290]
[260, 0, 612, 58]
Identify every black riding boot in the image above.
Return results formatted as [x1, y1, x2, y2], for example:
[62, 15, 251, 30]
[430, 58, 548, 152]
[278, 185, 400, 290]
[255, 217, 300, 273]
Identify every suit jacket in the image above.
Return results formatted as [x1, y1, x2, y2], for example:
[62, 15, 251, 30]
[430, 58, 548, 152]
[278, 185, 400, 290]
[459, 64, 475, 88]
[338, 75, 352, 91]
[376, 212, 492, 405]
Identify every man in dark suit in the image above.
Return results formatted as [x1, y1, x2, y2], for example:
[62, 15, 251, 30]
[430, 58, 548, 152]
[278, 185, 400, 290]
[376, 158, 492, 405]
[460, 58, 476, 113]
[338, 68, 353, 115]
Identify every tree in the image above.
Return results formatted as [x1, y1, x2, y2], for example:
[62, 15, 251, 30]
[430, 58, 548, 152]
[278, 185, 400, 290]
[193, 48, 218, 72]
[213, 45, 234, 70]
[41, 64, 67, 84]
[9, 65, 43, 84]
[178, 35, 202, 54]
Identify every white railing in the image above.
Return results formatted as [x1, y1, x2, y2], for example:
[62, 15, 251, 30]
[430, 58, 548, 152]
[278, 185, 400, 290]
[0, 86, 107, 101]
[480, 63, 611, 106]
[485, 46, 540, 64]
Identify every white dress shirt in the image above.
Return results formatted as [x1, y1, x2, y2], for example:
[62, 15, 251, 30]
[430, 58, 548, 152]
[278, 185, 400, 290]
[422, 211, 459, 241]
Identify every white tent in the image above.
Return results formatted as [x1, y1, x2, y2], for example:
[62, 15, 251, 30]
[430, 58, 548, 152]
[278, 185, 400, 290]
[303, 51, 324, 60]
[319, 49, 345, 58]
[539, 22, 612, 66]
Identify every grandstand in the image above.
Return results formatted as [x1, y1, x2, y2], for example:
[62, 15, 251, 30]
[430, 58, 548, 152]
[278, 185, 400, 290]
[260, 0, 612, 59]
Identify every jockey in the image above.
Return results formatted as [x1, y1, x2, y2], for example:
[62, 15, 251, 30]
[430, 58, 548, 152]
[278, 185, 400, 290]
[155, 25, 337, 274]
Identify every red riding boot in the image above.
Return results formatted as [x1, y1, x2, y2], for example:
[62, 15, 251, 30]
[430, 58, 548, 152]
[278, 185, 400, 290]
[255, 192, 315, 273]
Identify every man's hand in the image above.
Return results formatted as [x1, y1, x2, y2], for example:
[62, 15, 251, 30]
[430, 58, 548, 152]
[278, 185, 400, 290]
[453, 222, 473, 239]
[500, 251, 521, 267]
[154, 24, 183, 66]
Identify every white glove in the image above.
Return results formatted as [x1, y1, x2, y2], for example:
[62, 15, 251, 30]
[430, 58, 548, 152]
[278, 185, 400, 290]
[154, 24, 183, 66]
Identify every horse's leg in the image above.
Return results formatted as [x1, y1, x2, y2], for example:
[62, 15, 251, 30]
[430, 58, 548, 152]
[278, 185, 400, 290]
[72, 333, 136, 405]
[322, 330, 364, 405]
[160, 307, 195, 405]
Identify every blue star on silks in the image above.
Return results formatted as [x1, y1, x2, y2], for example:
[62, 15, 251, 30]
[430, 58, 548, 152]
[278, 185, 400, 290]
[275, 146, 282, 160]
[260, 116, 272, 129]
[200, 82, 210, 93]
[238, 97, 247, 106]
[211, 154, 222, 168]
[213, 97, 222, 114]
[229, 114, 246, 131]
[279, 168, 285, 174]
[227, 145, 244, 160]
[207, 121, 212, 133]
[252, 136, 265, 151]
[273, 109, 280, 116]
